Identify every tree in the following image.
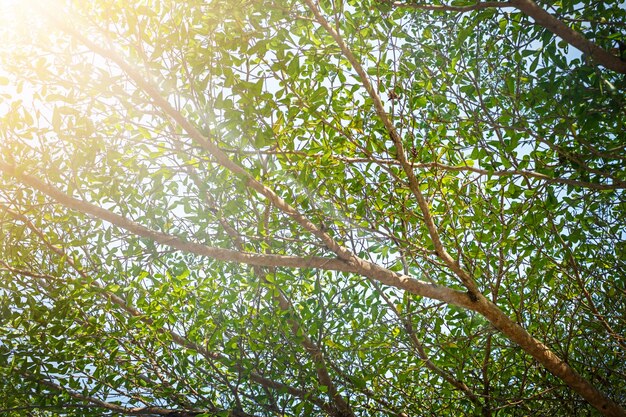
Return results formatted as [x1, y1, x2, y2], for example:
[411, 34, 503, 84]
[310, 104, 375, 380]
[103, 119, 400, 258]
[0, 0, 625, 415]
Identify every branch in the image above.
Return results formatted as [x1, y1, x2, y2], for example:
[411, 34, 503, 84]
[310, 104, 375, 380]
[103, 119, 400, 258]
[371, 279, 483, 407]
[0, 163, 354, 274]
[386, 0, 511, 12]
[0, 161, 472, 303]
[42, 10, 364, 275]
[302, 3, 626, 416]
[1, 161, 475, 309]
[1, 206, 336, 415]
[223, 148, 626, 190]
[472, 298, 626, 417]
[177, 152, 355, 417]
[544, 213, 626, 351]
[509, 0, 626, 73]
[23, 373, 260, 417]
[0, 204, 217, 361]
[390, 0, 626, 73]
[303, 0, 481, 296]
[28, 6, 480, 310]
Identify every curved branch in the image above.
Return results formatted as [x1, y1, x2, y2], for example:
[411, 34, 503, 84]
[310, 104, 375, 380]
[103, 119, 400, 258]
[304, 0, 481, 296]
[0, 162, 472, 308]
[302, 3, 626, 416]
[0, 162, 352, 273]
[509, 0, 626, 73]
[390, 0, 626, 73]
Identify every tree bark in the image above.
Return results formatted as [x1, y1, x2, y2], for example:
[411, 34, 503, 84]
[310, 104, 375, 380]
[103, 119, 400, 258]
[510, 0, 626, 73]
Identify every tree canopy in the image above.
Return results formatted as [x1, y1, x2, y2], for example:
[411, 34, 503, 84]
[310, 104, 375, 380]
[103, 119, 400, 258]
[1, 0, 625, 416]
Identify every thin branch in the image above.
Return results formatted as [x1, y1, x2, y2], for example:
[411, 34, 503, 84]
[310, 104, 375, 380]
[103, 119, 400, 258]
[222, 148, 626, 190]
[371, 279, 484, 408]
[22, 373, 262, 417]
[175, 144, 355, 417]
[545, 214, 626, 351]
[387, 0, 511, 12]
[0, 205, 336, 415]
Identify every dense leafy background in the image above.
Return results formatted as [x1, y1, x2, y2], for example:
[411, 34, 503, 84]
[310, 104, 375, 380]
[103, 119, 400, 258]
[0, 0, 625, 416]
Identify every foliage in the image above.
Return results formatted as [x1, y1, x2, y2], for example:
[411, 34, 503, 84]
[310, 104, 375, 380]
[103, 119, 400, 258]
[0, 0, 625, 416]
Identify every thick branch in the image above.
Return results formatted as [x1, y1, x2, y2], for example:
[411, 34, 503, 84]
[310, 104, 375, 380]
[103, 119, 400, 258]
[509, 0, 626, 73]
[5, 160, 623, 416]
[302, 3, 626, 416]
[473, 298, 626, 417]
[0, 162, 472, 308]
[303, 0, 481, 295]
[391, 0, 626, 73]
